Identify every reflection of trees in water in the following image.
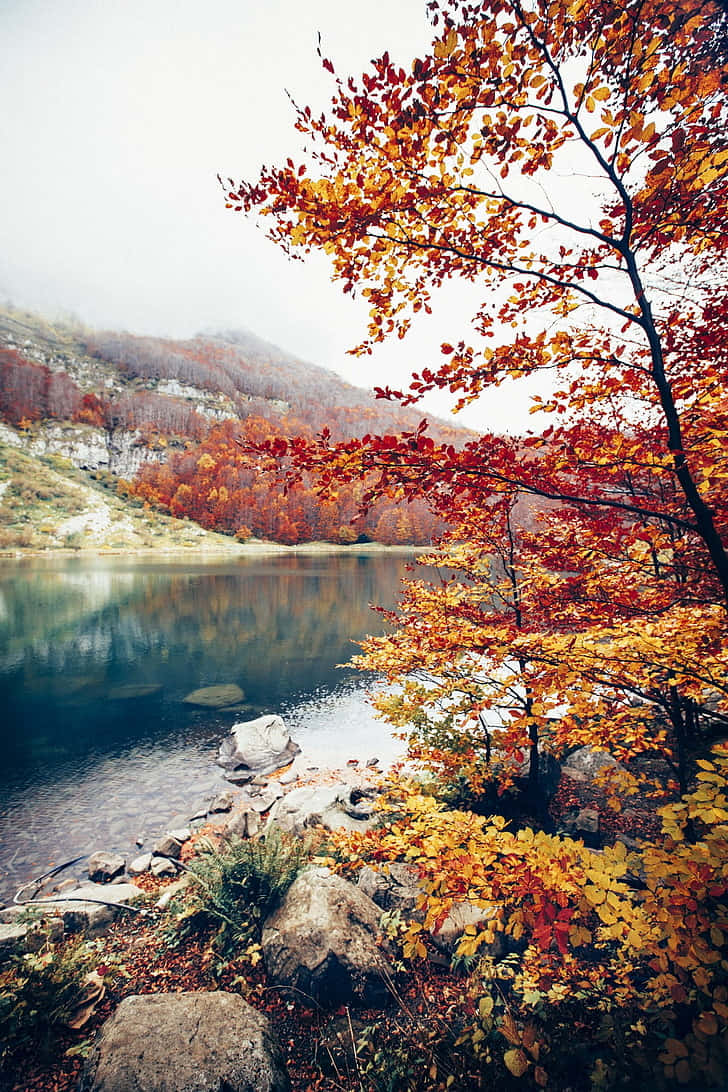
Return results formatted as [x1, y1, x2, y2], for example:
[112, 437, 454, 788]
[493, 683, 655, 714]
[0, 556, 413, 697]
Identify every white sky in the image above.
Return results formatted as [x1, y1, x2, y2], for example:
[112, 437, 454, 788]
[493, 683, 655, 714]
[0, 0, 551, 433]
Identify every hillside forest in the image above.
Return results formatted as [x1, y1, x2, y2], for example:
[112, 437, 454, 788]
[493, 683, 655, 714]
[0, 316, 470, 546]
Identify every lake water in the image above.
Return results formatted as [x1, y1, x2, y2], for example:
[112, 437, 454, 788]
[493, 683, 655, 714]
[0, 551, 414, 902]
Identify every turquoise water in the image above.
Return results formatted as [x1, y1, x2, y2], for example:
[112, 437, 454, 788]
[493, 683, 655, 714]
[0, 552, 412, 900]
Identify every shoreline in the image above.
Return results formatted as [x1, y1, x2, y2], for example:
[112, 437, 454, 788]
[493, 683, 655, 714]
[0, 541, 429, 562]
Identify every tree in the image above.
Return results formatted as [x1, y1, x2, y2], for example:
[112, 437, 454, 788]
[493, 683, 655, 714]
[225, 0, 728, 793]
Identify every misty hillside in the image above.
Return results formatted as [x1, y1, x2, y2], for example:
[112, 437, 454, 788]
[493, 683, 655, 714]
[0, 304, 472, 547]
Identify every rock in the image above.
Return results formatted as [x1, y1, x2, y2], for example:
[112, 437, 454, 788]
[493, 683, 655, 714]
[183, 683, 246, 708]
[278, 767, 299, 786]
[155, 877, 190, 910]
[217, 715, 301, 783]
[365, 757, 380, 768]
[128, 853, 152, 876]
[430, 901, 506, 960]
[78, 991, 291, 1092]
[0, 922, 31, 961]
[224, 809, 261, 839]
[87, 851, 125, 883]
[249, 784, 284, 814]
[357, 862, 423, 915]
[262, 868, 393, 1006]
[207, 790, 235, 813]
[168, 827, 191, 843]
[107, 684, 162, 700]
[150, 857, 177, 878]
[153, 833, 184, 859]
[41, 882, 143, 936]
[268, 783, 377, 835]
[576, 807, 600, 834]
[562, 747, 624, 782]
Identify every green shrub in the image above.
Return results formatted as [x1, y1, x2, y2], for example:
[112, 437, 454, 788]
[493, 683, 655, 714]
[0, 937, 96, 1070]
[181, 827, 314, 954]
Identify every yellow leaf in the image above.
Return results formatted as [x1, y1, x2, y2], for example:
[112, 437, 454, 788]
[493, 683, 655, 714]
[504, 1049, 530, 1077]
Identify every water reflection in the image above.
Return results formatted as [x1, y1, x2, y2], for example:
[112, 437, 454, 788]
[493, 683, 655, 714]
[0, 552, 413, 899]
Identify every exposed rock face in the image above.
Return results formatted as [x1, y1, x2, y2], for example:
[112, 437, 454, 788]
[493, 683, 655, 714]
[87, 851, 125, 883]
[78, 991, 291, 1092]
[262, 868, 392, 1007]
[267, 783, 376, 835]
[183, 683, 246, 708]
[217, 715, 301, 783]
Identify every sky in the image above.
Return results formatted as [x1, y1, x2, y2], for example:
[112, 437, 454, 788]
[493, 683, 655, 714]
[0, 0, 549, 433]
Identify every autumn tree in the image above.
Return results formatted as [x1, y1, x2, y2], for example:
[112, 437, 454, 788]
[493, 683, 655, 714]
[225, 0, 728, 793]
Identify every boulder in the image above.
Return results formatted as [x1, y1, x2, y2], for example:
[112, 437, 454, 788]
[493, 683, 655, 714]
[357, 862, 423, 915]
[150, 857, 177, 878]
[40, 881, 143, 936]
[262, 868, 392, 1006]
[267, 783, 377, 835]
[430, 901, 506, 961]
[87, 851, 125, 883]
[224, 809, 261, 839]
[78, 991, 290, 1092]
[183, 683, 246, 708]
[217, 715, 301, 783]
[128, 852, 153, 876]
[209, 790, 236, 813]
[153, 832, 185, 859]
[562, 747, 624, 783]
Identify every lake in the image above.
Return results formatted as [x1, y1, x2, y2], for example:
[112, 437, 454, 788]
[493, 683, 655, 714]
[0, 550, 415, 902]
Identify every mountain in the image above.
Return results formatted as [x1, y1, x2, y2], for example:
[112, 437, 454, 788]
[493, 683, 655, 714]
[0, 304, 473, 548]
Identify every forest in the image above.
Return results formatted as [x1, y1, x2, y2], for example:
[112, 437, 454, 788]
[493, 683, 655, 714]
[0, 321, 469, 545]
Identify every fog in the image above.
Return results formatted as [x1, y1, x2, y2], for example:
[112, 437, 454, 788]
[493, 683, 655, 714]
[0, 0, 549, 433]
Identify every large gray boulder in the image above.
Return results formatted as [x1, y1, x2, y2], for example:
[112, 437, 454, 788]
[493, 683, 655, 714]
[217, 715, 301, 783]
[267, 783, 376, 835]
[562, 746, 624, 782]
[262, 868, 392, 1006]
[78, 991, 290, 1092]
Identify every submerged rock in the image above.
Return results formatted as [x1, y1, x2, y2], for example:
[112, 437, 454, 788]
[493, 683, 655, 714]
[217, 715, 301, 783]
[183, 683, 246, 708]
[78, 991, 291, 1092]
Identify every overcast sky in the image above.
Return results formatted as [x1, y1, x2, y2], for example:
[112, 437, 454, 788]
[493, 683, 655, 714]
[0, 0, 549, 433]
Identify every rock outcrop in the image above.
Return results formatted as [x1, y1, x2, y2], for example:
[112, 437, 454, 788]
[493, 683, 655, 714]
[262, 868, 392, 1006]
[78, 991, 291, 1092]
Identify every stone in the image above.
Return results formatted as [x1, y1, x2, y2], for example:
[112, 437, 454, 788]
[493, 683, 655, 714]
[128, 853, 153, 876]
[262, 868, 393, 1006]
[562, 747, 624, 782]
[107, 684, 162, 700]
[153, 833, 184, 859]
[0, 922, 31, 961]
[155, 877, 190, 910]
[183, 683, 246, 708]
[267, 783, 377, 836]
[41, 881, 144, 937]
[208, 790, 236, 813]
[87, 851, 125, 883]
[278, 767, 299, 786]
[224, 809, 260, 839]
[168, 826, 191, 843]
[217, 714, 301, 783]
[150, 856, 177, 878]
[576, 807, 600, 834]
[78, 991, 291, 1092]
[365, 757, 380, 768]
[357, 862, 423, 915]
[430, 901, 506, 960]
[249, 785, 284, 814]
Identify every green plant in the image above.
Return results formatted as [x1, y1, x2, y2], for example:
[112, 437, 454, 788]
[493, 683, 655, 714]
[0, 937, 97, 1070]
[181, 827, 314, 954]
